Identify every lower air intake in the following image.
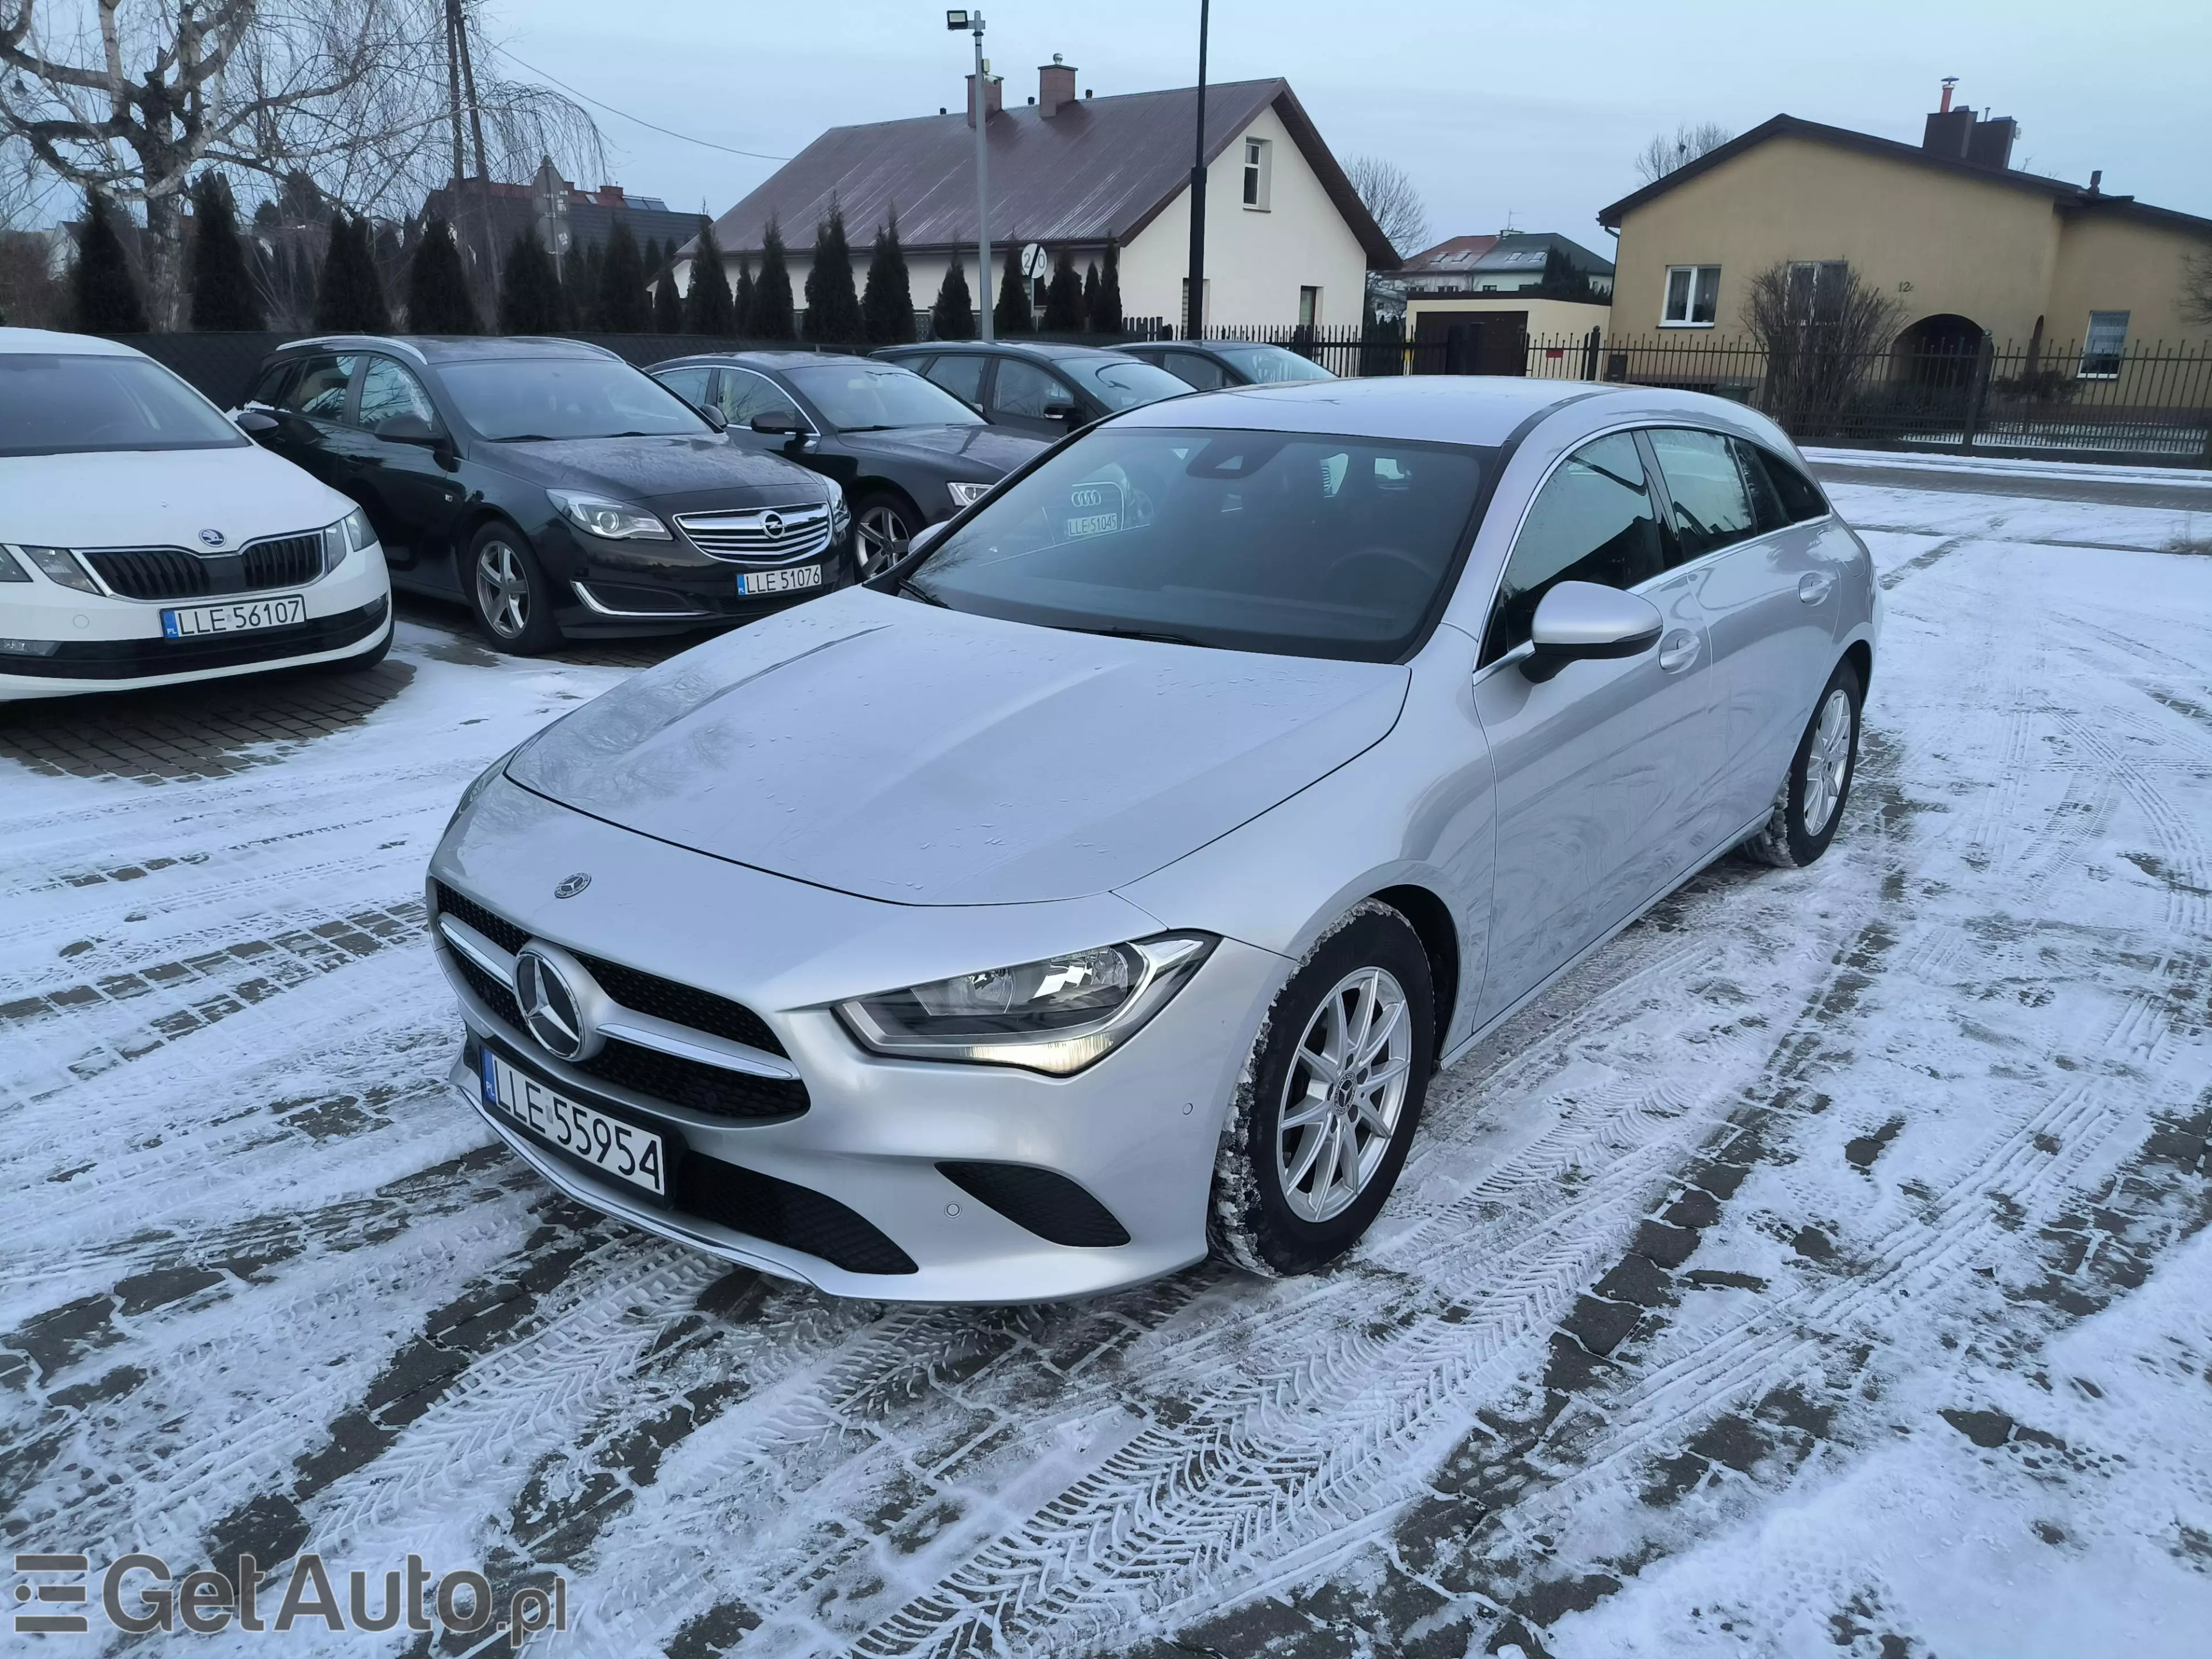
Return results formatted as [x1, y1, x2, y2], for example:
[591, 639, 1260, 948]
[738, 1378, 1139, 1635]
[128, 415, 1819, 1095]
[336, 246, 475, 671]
[675, 1154, 916, 1274]
[935, 1161, 1131, 1248]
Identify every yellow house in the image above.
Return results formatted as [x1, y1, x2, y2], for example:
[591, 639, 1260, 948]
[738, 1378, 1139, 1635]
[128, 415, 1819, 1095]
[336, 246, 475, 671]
[1597, 103, 2212, 362]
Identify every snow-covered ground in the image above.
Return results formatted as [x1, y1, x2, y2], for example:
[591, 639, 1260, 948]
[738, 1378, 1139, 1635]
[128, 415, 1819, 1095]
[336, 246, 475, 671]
[2, 471, 2209, 1658]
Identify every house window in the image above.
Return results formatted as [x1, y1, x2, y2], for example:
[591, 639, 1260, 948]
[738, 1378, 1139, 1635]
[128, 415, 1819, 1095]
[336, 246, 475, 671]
[1298, 286, 1320, 327]
[1784, 260, 1850, 324]
[2080, 310, 2129, 378]
[1662, 264, 1721, 327]
[1242, 138, 1271, 210]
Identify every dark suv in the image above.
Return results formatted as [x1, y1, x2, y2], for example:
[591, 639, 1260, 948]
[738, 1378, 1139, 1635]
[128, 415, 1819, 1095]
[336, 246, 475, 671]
[237, 336, 850, 652]
[871, 340, 1190, 438]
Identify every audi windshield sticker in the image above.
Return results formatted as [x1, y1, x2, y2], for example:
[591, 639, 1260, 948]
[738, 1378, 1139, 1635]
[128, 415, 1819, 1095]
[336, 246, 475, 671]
[1061, 480, 1123, 539]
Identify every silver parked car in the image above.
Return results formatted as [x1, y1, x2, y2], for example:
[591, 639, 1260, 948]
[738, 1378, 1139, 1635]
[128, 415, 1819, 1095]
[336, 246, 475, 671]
[430, 377, 1878, 1302]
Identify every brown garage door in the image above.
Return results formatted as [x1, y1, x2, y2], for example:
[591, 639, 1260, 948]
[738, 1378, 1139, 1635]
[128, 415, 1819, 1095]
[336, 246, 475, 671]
[1412, 310, 1529, 376]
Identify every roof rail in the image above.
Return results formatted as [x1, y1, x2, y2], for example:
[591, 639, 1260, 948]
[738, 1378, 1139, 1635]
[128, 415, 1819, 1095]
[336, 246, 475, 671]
[282, 334, 427, 365]
[507, 335, 622, 359]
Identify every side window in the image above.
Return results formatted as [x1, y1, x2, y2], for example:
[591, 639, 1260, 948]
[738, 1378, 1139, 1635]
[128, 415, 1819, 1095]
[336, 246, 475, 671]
[1484, 433, 1665, 665]
[923, 354, 985, 407]
[715, 369, 804, 427]
[1162, 351, 1230, 391]
[990, 358, 1071, 420]
[1647, 427, 1756, 562]
[355, 357, 438, 433]
[654, 366, 712, 407]
[278, 354, 358, 421]
[1731, 437, 1787, 533]
[245, 362, 295, 408]
[1752, 444, 1830, 522]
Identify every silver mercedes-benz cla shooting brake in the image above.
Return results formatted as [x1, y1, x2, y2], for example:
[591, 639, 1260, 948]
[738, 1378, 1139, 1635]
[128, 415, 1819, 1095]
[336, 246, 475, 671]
[430, 377, 1879, 1302]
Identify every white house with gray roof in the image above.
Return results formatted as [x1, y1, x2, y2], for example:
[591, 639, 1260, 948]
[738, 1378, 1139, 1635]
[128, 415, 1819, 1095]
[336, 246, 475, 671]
[677, 64, 1397, 331]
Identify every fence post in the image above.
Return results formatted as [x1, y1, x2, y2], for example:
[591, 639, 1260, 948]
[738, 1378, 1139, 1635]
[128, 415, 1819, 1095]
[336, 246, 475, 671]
[1959, 332, 1994, 455]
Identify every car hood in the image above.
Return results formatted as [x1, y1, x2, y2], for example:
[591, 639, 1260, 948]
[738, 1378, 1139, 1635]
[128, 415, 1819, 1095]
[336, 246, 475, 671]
[479, 433, 827, 513]
[836, 424, 1047, 477]
[508, 590, 1410, 906]
[0, 443, 349, 547]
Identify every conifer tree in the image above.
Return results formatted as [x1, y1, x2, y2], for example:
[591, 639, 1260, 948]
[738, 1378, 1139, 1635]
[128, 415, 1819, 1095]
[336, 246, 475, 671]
[406, 217, 479, 333]
[803, 203, 863, 343]
[993, 245, 1033, 335]
[1041, 248, 1082, 332]
[653, 263, 683, 332]
[1090, 241, 1124, 333]
[73, 190, 149, 334]
[569, 240, 604, 330]
[732, 256, 755, 337]
[861, 211, 916, 344]
[751, 218, 796, 340]
[498, 231, 565, 334]
[684, 218, 736, 335]
[929, 254, 975, 340]
[597, 217, 650, 332]
[313, 214, 388, 332]
[1082, 262, 1100, 333]
[187, 172, 261, 329]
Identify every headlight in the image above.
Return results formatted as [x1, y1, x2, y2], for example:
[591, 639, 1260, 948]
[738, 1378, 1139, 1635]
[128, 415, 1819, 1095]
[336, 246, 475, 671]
[0, 546, 30, 582]
[323, 506, 377, 564]
[547, 490, 671, 541]
[946, 481, 991, 510]
[836, 933, 1214, 1075]
[826, 482, 850, 537]
[445, 743, 522, 833]
[20, 546, 100, 594]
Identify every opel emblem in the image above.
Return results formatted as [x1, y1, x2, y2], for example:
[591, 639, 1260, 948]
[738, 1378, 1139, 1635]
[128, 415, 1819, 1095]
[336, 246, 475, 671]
[554, 872, 591, 899]
[761, 512, 784, 540]
[198, 528, 225, 547]
[515, 945, 598, 1061]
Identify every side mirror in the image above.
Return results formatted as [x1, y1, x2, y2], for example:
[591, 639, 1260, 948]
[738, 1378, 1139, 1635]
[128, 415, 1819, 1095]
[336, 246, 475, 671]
[233, 408, 278, 436]
[906, 521, 949, 558]
[696, 403, 728, 431]
[375, 413, 444, 447]
[750, 410, 802, 435]
[1521, 581, 1664, 684]
[1043, 402, 1081, 425]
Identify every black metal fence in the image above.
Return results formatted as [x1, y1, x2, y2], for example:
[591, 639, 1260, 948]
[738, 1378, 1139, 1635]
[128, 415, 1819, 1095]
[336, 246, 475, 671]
[1184, 323, 2212, 467]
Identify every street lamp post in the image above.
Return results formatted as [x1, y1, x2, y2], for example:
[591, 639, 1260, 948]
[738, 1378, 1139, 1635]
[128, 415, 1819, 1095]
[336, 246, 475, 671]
[949, 10, 994, 341]
[1185, 0, 1210, 340]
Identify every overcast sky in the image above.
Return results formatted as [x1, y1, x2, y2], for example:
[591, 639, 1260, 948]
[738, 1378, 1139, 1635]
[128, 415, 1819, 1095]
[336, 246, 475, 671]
[496, 0, 2212, 257]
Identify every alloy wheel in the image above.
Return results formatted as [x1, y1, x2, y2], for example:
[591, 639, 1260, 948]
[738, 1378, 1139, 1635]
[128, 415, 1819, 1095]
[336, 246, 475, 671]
[1802, 687, 1853, 834]
[1275, 965, 1414, 1224]
[855, 502, 912, 579]
[475, 540, 531, 639]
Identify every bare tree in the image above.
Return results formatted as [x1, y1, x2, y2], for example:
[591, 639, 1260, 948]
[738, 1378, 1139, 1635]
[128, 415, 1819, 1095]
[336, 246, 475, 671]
[0, 1, 602, 325]
[1633, 121, 1733, 186]
[1743, 259, 1904, 436]
[2184, 247, 2212, 329]
[1346, 154, 1429, 258]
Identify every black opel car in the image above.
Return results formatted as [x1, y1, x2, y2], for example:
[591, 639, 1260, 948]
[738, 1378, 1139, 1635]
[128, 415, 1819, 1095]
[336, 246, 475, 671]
[1118, 339, 1338, 390]
[648, 351, 1047, 575]
[236, 336, 850, 653]
[870, 340, 1190, 441]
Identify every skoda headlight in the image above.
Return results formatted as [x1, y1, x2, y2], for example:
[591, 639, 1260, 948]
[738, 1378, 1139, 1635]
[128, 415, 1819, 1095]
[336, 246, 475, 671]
[547, 490, 671, 541]
[323, 506, 377, 563]
[837, 934, 1214, 1075]
[946, 480, 991, 510]
[19, 546, 100, 594]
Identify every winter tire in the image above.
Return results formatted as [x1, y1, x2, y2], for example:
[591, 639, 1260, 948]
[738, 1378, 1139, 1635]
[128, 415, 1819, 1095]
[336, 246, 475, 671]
[1209, 900, 1435, 1278]
[1743, 658, 1862, 869]
[851, 489, 920, 581]
[468, 522, 563, 654]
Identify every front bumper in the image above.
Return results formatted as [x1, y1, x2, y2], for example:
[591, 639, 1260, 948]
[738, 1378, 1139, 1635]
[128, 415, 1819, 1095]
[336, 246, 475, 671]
[535, 517, 857, 637]
[431, 779, 1286, 1302]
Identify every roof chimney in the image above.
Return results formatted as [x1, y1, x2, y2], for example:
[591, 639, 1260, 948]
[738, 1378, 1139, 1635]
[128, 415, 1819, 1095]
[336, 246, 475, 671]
[1923, 92, 1974, 159]
[1039, 54, 1077, 118]
[1965, 115, 2016, 169]
[1939, 76, 1957, 113]
[2088, 169, 2103, 194]
[966, 69, 1002, 127]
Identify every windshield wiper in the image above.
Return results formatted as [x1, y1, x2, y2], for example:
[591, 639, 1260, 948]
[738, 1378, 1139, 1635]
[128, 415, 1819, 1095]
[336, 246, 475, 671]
[1066, 624, 1204, 647]
[836, 423, 905, 433]
[495, 433, 558, 442]
[896, 575, 948, 607]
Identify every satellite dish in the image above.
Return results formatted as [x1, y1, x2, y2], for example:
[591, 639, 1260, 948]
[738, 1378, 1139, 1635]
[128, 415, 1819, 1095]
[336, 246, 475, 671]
[1020, 242, 1047, 280]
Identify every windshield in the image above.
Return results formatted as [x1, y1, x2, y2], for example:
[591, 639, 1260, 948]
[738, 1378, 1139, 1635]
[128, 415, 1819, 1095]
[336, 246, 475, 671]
[438, 357, 709, 441]
[1057, 355, 1192, 411]
[0, 353, 245, 457]
[908, 427, 1488, 661]
[1216, 344, 1336, 383]
[784, 362, 982, 430]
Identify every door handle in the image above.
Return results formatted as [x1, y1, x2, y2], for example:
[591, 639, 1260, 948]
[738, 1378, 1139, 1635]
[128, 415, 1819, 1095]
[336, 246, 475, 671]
[1657, 630, 1700, 673]
[1798, 571, 1836, 604]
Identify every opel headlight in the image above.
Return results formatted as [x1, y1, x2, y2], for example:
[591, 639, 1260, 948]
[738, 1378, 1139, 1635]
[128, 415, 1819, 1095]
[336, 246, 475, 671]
[946, 481, 991, 510]
[548, 490, 671, 541]
[827, 481, 851, 539]
[837, 934, 1214, 1075]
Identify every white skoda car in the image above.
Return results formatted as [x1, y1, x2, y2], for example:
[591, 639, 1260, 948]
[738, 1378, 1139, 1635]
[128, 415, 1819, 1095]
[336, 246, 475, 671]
[0, 328, 391, 700]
